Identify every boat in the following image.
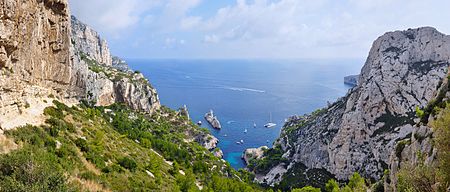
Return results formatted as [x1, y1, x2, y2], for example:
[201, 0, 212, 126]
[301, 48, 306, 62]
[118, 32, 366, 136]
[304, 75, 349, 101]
[244, 129, 248, 133]
[264, 112, 277, 128]
[197, 121, 202, 125]
[224, 134, 228, 137]
[236, 141, 241, 145]
[240, 139, 244, 143]
[253, 122, 256, 128]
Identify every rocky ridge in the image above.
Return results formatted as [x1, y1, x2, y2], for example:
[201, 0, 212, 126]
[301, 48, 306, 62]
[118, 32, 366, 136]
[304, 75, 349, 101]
[254, 27, 450, 188]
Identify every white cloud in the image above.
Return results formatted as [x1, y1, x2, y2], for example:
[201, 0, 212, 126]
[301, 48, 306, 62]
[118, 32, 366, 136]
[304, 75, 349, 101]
[204, 35, 220, 43]
[70, 0, 450, 59]
[69, 0, 159, 35]
[180, 16, 202, 30]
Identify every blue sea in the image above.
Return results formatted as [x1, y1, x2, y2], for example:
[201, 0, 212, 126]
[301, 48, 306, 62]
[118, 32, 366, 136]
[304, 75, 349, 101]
[128, 59, 363, 169]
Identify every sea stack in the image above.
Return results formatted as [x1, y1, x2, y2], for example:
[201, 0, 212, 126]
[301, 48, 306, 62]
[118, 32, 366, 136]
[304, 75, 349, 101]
[205, 110, 222, 129]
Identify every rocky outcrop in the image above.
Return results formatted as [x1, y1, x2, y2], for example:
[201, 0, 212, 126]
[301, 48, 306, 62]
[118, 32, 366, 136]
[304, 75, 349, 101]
[0, 0, 74, 129]
[196, 133, 219, 150]
[205, 110, 222, 129]
[243, 146, 268, 165]
[213, 148, 224, 158]
[178, 105, 190, 120]
[112, 56, 131, 72]
[257, 27, 450, 187]
[69, 17, 160, 114]
[71, 15, 112, 66]
[344, 75, 359, 86]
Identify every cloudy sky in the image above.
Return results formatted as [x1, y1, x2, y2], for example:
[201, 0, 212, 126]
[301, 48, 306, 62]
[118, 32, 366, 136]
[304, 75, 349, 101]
[69, 0, 450, 59]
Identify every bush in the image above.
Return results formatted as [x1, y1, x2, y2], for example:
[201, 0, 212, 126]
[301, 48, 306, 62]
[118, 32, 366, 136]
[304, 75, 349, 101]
[0, 146, 71, 191]
[325, 179, 340, 192]
[74, 138, 89, 152]
[118, 157, 138, 172]
[291, 186, 321, 192]
[415, 106, 425, 119]
[44, 106, 64, 119]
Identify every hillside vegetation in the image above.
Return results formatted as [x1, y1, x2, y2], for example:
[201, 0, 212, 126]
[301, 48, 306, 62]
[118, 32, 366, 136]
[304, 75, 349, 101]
[0, 101, 261, 192]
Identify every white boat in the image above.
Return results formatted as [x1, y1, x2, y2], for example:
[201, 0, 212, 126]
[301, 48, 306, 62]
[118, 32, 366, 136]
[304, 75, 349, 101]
[240, 139, 244, 143]
[236, 141, 241, 145]
[244, 129, 248, 133]
[264, 112, 277, 128]
[197, 121, 202, 125]
[253, 122, 256, 128]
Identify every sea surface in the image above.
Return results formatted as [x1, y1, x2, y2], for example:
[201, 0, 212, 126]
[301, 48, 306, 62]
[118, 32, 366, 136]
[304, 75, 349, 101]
[128, 59, 363, 169]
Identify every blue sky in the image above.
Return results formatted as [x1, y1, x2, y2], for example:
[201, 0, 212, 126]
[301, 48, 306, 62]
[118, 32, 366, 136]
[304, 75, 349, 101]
[69, 0, 450, 59]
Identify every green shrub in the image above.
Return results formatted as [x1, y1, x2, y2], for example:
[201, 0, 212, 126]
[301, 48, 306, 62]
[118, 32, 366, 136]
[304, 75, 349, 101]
[415, 106, 425, 119]
[118, 157, 138, 172]
[0, 146, 71, 191]
[74, 138, 89, 152]
[291, 186, 321, 192]
[325, 179, 340, 192]
[44, 106, 63, 119]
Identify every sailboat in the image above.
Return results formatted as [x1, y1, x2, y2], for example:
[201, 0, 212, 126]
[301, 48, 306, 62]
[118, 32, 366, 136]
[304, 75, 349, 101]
[264, 112, 277, 128]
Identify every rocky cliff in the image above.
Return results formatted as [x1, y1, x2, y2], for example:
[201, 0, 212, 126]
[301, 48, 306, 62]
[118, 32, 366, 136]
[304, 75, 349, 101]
[70, 15, 112, 66]
[254, 27, 450, 188]
[0, 0, 160, 128]
[69, 16, 160, 114]
[0, 0, 73, 130]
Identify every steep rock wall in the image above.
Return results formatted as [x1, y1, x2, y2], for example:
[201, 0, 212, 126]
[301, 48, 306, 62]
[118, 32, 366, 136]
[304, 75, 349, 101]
[0, 0, 72, 130]
[258, 27, 450, 187]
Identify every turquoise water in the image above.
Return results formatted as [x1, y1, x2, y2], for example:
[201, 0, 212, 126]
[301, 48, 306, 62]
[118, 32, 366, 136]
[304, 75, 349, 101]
[128, 59, 362, 169]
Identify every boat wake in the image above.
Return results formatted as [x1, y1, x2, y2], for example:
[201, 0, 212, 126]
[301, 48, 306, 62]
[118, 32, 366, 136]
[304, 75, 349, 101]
[227, 121, 236, 124]
[223, 86, 266, 93]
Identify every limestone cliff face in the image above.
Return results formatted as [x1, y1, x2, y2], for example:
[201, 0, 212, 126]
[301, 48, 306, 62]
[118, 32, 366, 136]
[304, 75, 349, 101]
[69, 16, 160, 114]
[71, 16, 112, 66]
[0, 0, 71, 87]
[0, 0, 160, 129]
[257, 27, 450, 186]
[0, 0, 72, 130]
[385, 68, 449, 191]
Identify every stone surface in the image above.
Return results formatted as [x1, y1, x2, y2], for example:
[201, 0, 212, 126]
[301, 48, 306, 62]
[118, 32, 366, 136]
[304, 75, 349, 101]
[242, 146, 268, 165]
[71, 16, 112, 66]
[196, 134, 218, 150]
[213, 149, 224, 158]
[69, 17, 160, 114]
[258, 27, 450, 186]
[112, 56, 131, 72]
[205, 110, 222, 129]
[0, 0, 73, 129]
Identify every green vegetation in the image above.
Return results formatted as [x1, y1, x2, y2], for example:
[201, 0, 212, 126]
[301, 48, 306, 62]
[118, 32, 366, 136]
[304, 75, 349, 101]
[247, 145, 288, 174]
[396, 103, 450, 192]
[0, 100, 262, 191]
[416, 106, 425, 119]
[291, 186, 321, 192]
